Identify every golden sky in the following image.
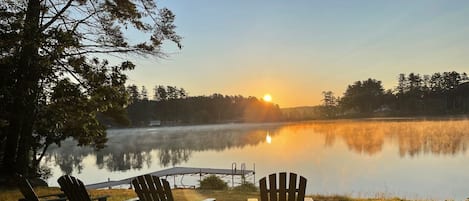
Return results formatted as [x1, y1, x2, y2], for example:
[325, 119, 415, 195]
[123, 0, 469, 108]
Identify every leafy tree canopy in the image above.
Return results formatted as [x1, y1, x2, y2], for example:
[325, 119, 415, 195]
[340, 78, 385, 113]
[0, 0, 181, 178]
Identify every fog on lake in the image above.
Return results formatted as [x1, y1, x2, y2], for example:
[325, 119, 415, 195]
[43, 119, 469, 200]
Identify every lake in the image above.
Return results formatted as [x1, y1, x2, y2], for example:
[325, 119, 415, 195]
[43, 118, 469, 200]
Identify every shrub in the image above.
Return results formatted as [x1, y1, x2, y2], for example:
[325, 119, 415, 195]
[233, 182, 257, 192]
[199, 175, 228, 190]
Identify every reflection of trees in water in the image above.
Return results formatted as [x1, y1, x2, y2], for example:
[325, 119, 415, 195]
[44, 145, 89, 175]
[159, 149, 191, 167]
[289, 119, 469, 157]
[394, 120, 468, 157]
[44, 124, 282, 174]
[96, 151, 153, 171]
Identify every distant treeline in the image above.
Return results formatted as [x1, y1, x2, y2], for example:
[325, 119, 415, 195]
[107, 71, 469, 126]
[319, 71, 469, 118]
[113, 85, 282, 127]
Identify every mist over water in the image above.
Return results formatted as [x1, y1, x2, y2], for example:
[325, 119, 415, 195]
[43, 119, 469, 200]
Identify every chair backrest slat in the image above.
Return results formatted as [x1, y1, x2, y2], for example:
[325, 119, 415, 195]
[18, 174, 40, 201]
[144, 175, 161, 201]
[137, 175, 152, 201]
[259, 177, 268, 201]
[132, 179, 145, 201]
[259, 172, 307, 201]
[152, 175, 166, 200]
[162, 179, 174, 201]
[268, 174, 277, 201]
[58, 175, 92, 201]
[132, 174, 174, 201]
[287, 173, 297, 201]
[297, 176, 307, 201]
[278, 172, 287, 201]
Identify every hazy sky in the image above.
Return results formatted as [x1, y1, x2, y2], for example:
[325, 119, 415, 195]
[123, 0, 469, 108]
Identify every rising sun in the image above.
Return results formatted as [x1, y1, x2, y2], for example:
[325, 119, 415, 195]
[263, 94, 272, 102]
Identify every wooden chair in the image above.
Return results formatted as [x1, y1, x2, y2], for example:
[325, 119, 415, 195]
[259, 172, 307, 201]
[17, 174, 66, 201]
[57, 175, 108, 201]
[131, 174, 174, 201]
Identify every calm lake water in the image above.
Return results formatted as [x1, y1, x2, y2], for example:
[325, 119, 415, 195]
[43, 119, 469, 200]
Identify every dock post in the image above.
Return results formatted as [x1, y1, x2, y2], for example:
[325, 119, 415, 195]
[231, 162, 237, 187]
[241, 163, 246, 183]
[253, 163, 256, 185]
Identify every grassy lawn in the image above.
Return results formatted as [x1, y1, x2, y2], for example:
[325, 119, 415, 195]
[0, 187, 421, 201]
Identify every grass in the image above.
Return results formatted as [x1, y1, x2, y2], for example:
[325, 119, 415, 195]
[196, 189, 259, 201]
[0, 187, 137, 201]
[0, 187, 431, 201]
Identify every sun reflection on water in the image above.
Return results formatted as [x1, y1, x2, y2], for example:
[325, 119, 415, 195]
[266, 132, 272, 144]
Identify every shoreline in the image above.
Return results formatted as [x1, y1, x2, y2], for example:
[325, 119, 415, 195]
[0, 187, 449, 201]
[108, 114, 469, 130]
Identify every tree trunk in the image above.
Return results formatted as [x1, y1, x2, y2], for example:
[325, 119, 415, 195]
[2, 0, 41, 177]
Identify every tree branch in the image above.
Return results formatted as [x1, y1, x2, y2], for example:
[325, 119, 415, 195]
[41, 47, 88, 89]
[35, 143, 50, 168]
[69, 10, 106, 37]
[64, 48, 149, 56]
[40, 0, 73, 31]
[47, 0, 72, 31]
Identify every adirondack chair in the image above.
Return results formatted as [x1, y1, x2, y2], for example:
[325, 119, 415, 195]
[259, 172, 307, 201]
[131, 174, 174, 201]
[17, 174, 67, 201]
[57, 175, 108, 201]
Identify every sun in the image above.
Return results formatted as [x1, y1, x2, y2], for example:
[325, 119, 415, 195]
[263, 94, 272, 102]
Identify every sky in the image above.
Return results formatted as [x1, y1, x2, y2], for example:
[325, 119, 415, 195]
[122, 0, 469, 108]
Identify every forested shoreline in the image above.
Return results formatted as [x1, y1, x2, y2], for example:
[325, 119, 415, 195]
[120, 71, 469, 127]
[104, 85, 282, 127]
[317, 71, 469, 119]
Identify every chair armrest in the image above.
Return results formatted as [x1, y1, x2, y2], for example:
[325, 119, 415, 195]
[90, 195, 109, 201]
[18, 197, 66, 201]
[37, 193, 67, 201]
[42, 198, 68, 201]
[37, 193, 66, 198]
[125, 197, 139, 201]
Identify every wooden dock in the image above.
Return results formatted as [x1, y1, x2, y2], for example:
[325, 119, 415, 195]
[85, 166, 255, 189]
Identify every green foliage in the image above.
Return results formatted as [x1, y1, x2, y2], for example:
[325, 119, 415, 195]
[199, 175, 228, 190]
[323, 71, 469, 119]
[0, 0, 181, 179]
[340, 78, 385, 114]
[232, 182, 257, 192]
[395, 71, 469, 115]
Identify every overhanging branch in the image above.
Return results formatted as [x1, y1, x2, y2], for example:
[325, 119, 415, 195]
[40, 0, 73, 32]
